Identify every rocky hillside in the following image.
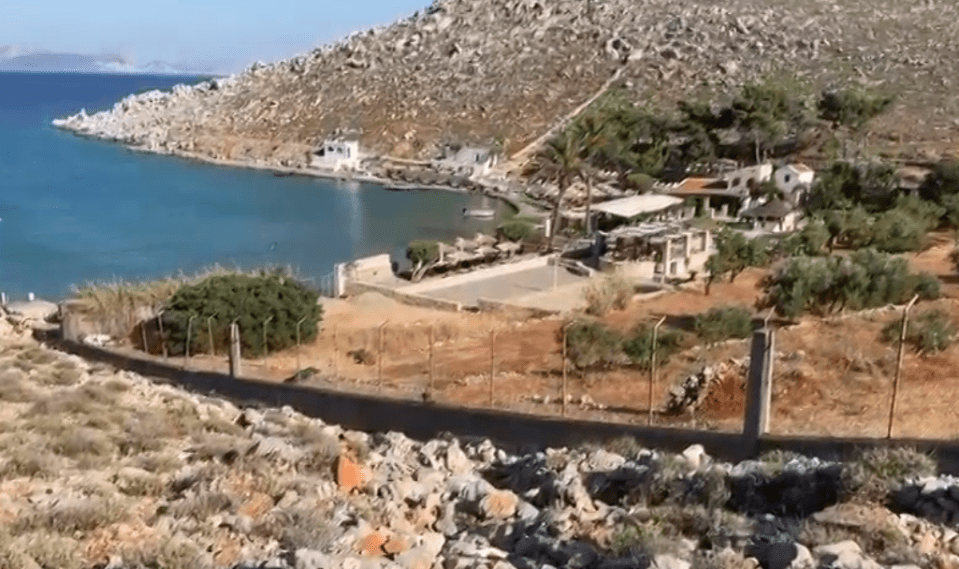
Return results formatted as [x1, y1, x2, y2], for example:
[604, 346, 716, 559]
[54, 0, 959, 168]
[4, 318, 959, 569]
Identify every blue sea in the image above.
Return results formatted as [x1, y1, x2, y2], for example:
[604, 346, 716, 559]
[0, 72, 508, 300]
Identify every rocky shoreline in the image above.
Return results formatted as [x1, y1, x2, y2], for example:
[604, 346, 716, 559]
[1, 314, 958, 569]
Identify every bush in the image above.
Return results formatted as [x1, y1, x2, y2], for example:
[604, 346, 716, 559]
[564, 320, 624, 370]
[499, 219, 534, 242]
[844, 447, 937, 503]
[622, 325, 684, 370]
[695, 306, 755, 345]
[584, 276, 635, 316]
[882, 309, 957, 354]
[406, 240, 440, 267]
[162, 273, 321, 357]
[759, 250, 941, 319]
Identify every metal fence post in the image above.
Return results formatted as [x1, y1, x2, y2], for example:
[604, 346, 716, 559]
[207, 312, 218, 356]
[332, 324, 339, 380]
[649, 315, 666, 426]
[157, 310, 168, 360]
[378, 321, 387, 390]
[428, 325, 435, 397]
[229, 321, 242, 378]
[296, 317, 307, 373]
[888, 294, 920, 439]
[562, 322, 571, 417]
[262, 316, 273, 357]
[489, 330, 497, 407]
[185, 315, 196, 370]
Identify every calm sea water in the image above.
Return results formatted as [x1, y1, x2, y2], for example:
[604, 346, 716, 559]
[0, 72, 508, 300]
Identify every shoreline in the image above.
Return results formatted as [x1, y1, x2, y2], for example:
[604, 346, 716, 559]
[61, 126, 544, 218]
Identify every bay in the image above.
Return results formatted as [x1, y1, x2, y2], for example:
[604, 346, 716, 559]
[0, 72, 507, 300]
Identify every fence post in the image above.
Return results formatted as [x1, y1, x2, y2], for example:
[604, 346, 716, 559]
[262, 316, 273, 357]
[228, 322, 242, 378]
[296, 317, 307, 374]
[562, 322, 571, 417]
[888, 294, 920, 439]
[649, 316, 666, 426]
[185, 315, 196, 370]
[428, 325, 435, 397]
[207, 312, 217, 357]
[378, 321, 387, 390]
[140, 320, 149, 353]
[744, 326, 775, 449]
[157, 310, 168, 360]
[332, 324, 339, 380]
[489, 330, 496, 407]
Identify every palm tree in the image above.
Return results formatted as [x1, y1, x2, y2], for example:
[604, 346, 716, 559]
[571, 114, 609, 235]
[526, 131, 583, 251]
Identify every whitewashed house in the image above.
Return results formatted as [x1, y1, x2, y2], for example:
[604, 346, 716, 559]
[434, 145, 496, 179]
[312, 138, 361, 171]
[741, 199, 801, 233]
[774, 163, 815, 204]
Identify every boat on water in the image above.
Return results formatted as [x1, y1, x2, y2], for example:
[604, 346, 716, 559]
[384, 184, 416, 192]
[462, 195, 496, 219]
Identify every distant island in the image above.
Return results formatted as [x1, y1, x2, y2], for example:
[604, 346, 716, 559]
[0, 45, 210, 75]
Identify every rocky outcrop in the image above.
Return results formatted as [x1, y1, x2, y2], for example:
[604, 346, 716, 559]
[1, 334, 958, 569]
[53, 0, 959, 168]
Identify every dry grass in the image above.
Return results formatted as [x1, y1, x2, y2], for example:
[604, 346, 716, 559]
[69, 264, 301, 339]
[118, 534, 212, 569]
[252, 505, 336, 550]
[584, 275, 636, 317]
[11, 498, 124, 535]
[167, 491, 234, 520]
[0, 369, 37, 403]
[0, 530, 84, 569]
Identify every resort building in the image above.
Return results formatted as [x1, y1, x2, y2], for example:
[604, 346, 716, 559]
[433, 145, 497, 179]
[740, 199, 801, 233]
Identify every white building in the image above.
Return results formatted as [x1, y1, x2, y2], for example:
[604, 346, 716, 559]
[725, 164, 773, 196]
[312, 138, 361, 171]
[741, 199, 801, 233]
[774, 163, 815, 204]
[434, 146, 497, 179]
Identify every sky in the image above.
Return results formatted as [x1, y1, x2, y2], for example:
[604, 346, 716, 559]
[3, 0, 430, 73]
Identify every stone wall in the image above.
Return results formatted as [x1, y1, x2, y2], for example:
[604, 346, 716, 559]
[344, 281, 464, 312]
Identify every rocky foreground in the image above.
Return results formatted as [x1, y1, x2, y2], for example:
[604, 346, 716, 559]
[53, 0, 959, 167]
[2, 317, 959, 569]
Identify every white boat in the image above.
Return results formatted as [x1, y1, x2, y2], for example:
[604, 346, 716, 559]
[462, 196, 496, 219]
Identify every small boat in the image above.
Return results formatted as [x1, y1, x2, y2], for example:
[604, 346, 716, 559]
[384, 184, 416, 192]
[462, 207, 496, 219]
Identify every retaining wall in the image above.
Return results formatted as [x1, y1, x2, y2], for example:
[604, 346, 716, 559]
[475, 298, 559, 319]
[400, 256, 550, 294]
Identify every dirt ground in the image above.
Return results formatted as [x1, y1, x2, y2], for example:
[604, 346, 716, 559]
[148, 234, 959, 439]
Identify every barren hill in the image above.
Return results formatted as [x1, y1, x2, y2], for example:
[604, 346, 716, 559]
[56, 0, 959, 167]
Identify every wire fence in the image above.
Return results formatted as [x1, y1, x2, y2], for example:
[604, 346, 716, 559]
[136, 299, 929, 436]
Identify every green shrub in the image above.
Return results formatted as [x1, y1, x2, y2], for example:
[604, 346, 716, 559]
[162, 273, 321, 356]
[622, 325, 684, 370]
[759, 250, 941, 319]
[563, 320, 624, 370]
[406, 240, 440, 267]
[881, 309, 957, 354]
[694, 306, 755, 345]
[499, 219, 534, 242]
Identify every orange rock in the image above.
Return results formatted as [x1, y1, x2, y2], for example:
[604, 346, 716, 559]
[479, 489, 518, 519]
[337, 454, 365, 493]
[238, 492, 274, 519]
[383, 535, 411, 556]
[358, 531, 387, 556]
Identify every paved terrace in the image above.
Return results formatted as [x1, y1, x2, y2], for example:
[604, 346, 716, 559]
[397, 256, 591, 309]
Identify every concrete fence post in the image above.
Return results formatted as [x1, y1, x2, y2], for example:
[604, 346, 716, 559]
[207, 313, 217, 357]
[296, 317, 307, 374]
[185, 315, 196, 370]
[332, 325, 339, 381]
[649, 316, 666, 426]
[229, 322, 242, 378]
[562, 324, 570, 417]
[744, 327, 775, 448]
